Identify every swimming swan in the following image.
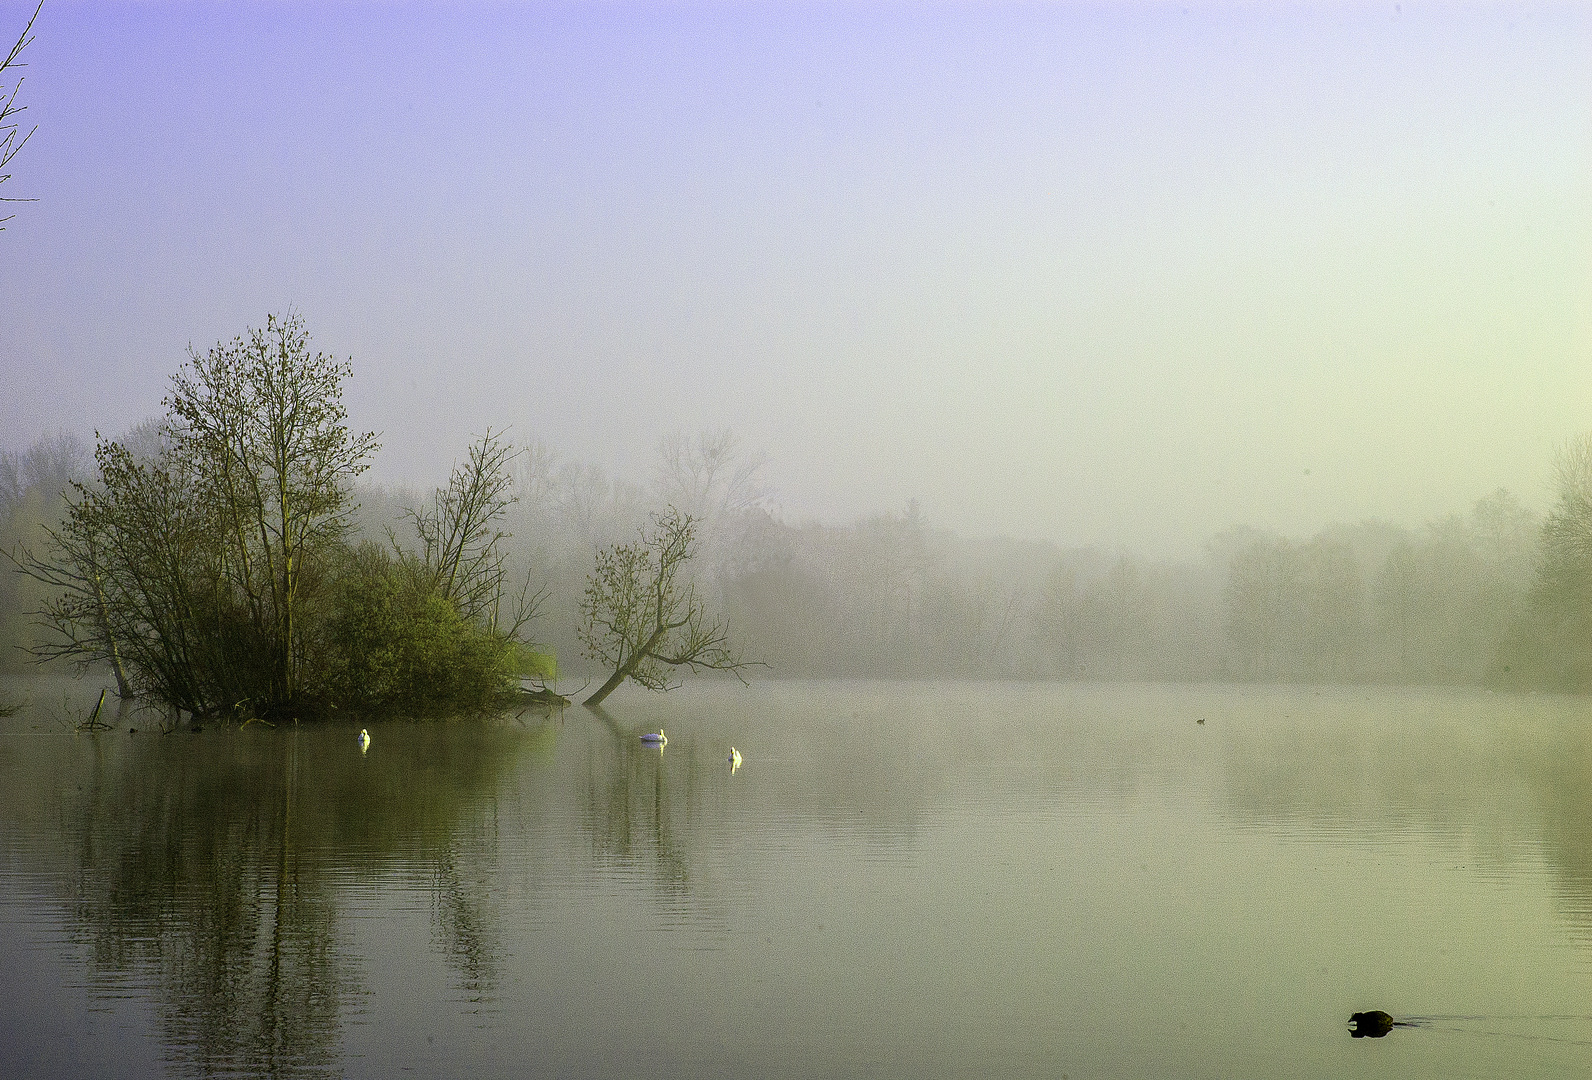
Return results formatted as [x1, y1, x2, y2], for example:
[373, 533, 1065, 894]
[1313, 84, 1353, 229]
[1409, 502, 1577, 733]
[728, 747, 742, 770]
[358, 729, 370, 753]
[640, 728, 666, 747]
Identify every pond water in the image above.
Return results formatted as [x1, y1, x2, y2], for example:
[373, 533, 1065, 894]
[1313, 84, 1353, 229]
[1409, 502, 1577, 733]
[2, 678, 1591, 1079]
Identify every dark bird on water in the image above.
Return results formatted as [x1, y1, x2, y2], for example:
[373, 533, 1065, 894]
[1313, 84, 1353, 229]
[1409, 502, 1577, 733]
[1348, 1010, 1395, 1038]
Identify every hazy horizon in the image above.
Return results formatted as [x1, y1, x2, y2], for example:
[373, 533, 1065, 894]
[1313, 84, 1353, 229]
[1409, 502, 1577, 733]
[2, 1, 1588, 555]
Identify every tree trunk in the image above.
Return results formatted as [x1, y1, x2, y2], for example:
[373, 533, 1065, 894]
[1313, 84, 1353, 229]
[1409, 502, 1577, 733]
[584, 625, 668, 707]
[106, 633, 132, 699]
[583, 666, 629, 708]
[86, 544, 133, 699]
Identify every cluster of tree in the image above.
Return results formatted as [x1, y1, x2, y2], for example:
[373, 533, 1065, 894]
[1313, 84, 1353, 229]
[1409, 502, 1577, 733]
[1211, 489, 1539, 683]
[2, 317, 753, 718]
[6, 315, 540, 721]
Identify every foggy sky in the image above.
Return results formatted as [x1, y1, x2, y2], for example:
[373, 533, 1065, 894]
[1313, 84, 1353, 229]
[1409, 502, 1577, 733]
[2, 1, 1588, 553]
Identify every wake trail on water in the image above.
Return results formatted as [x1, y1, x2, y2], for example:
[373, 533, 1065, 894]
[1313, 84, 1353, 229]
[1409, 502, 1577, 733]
[1394, 1015, 1592, 1048]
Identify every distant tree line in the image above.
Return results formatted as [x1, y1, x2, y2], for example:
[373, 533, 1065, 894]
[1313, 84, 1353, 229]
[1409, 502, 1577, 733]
[472, 433, 1590, 692]
[8, 323, 1592, 708]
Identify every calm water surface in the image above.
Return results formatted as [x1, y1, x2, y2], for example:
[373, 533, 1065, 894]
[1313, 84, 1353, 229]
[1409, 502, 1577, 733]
[2, 679, 1591, 1079]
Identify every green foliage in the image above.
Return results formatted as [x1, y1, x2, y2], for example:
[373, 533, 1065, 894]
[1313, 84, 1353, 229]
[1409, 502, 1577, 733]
[323, 542, 515, 718]
[512, 644, 557, 680]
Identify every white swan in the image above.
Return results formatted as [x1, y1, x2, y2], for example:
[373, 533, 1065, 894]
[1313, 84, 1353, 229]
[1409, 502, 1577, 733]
[728, 747, 742, 770]
[358, 728, 370, 753]
[640, 728, 666, 747]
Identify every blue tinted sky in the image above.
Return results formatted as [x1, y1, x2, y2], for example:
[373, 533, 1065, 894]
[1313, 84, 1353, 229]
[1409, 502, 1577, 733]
[2, 1, 1589, 551]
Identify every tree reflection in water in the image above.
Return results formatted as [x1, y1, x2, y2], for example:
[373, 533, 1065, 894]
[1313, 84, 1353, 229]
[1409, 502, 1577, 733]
[1206, 686, 1592, 943]
[581, 705, 696, 909]
[5, 714, 549, 1077]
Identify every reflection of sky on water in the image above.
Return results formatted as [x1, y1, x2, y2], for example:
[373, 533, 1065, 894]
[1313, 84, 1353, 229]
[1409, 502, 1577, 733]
[2, 678, 1592, 1078]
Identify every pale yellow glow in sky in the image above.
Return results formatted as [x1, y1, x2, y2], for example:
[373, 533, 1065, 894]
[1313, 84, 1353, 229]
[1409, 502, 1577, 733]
[2, 2, 1588, 552]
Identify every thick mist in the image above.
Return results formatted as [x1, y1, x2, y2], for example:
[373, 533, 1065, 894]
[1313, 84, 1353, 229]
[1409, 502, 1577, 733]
[1, 2, 1588, 556]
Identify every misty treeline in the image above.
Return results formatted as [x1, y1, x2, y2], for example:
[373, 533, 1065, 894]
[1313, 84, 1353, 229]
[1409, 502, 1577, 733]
[375, 426, 1592, 694]
[7, 382, 1592, 699]
[382, 438, 1577, 692]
